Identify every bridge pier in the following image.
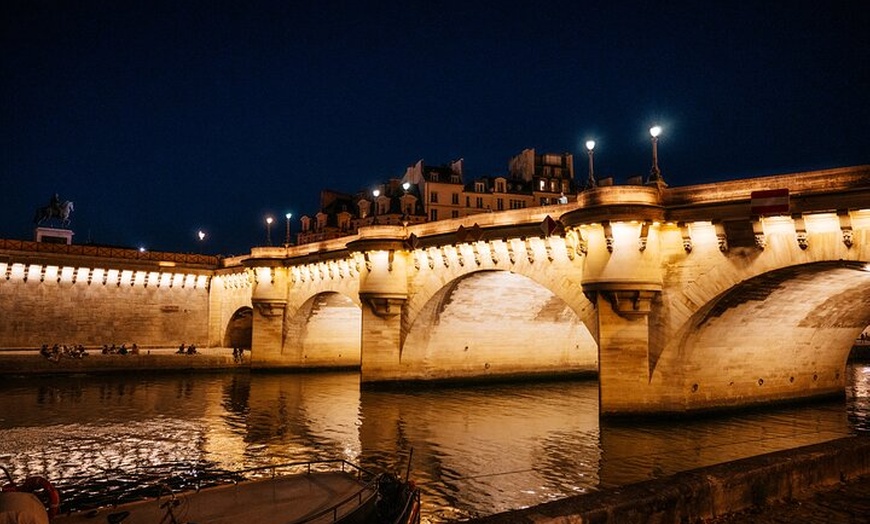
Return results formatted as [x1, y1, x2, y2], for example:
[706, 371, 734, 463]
[359, 293, 407, 382]
[348, 236, 411, 384]
[587, 285, 661, 415]
[249, 264, 290, 369]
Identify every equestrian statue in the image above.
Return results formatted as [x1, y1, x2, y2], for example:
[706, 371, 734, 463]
[34, 194, 75, 227]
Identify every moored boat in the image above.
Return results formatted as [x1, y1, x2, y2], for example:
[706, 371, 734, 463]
[2, 460, 420, 524]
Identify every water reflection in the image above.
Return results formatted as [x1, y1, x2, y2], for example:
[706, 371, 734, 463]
[0, 366, 868, 523]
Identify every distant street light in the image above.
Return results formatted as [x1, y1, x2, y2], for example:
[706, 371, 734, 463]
[648, 125, 665, 185]
[372, 189, 380, 218]
[585, 140, 596, 189]
[197, 230, 205, 242]
[402, 182, 410, 191]
[265, 216, 274, 246]
[284, 212, 292, 247]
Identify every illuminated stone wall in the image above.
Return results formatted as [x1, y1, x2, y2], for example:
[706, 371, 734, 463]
[208, 263, 254, 347]
[0, 262, 211, 348]
[247, 165, 870, 414]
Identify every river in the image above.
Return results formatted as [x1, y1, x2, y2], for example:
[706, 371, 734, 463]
[1, 364, 868, 523]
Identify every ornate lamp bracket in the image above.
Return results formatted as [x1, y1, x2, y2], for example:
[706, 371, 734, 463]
[752, 219, 767, 250]
[838, 210, 853, 248]
[602, 221, 614, 253]
[793, 213, 808, 250]
[679, 222, 693, 253]
[714, 221, 728, 252]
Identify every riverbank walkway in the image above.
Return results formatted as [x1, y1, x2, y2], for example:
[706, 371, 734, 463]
[463, 435, 870, 523]
[0, 346, 247, 375]
[707, 473, 870, 523]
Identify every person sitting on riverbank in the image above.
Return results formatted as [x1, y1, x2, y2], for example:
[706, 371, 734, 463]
[186, 344, 197, 355]
[177, 343, 186, 354]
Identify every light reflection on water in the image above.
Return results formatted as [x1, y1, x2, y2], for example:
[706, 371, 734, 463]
[0, 365, 868, 523]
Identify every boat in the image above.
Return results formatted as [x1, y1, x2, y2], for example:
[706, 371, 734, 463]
[1, 459, 421, 524]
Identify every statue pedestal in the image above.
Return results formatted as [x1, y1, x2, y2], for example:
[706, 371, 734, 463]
[35, 227, 74, 245]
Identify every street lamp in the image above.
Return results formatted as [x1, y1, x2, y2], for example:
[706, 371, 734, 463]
[197, 230, 205, 242]
[265, 216, 274, 246]
[402, 182, 410, 191]
[284, 212, 292, 246]
[648, 125, 665, 185]
[372, 189, 380, 218]
[585, 140, 596, 189]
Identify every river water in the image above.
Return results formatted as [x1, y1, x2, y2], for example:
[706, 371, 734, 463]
[1, 364, 869, 523]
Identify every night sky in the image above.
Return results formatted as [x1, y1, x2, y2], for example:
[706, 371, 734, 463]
[2, 1, 868, 256]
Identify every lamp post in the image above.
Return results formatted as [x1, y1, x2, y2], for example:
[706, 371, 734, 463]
[284, 212, 292, 247]
[585, 140, 596, 189]
[648, 125, 665, 185]
[265, 216, 274, 246]
[372, 189, 380, 220]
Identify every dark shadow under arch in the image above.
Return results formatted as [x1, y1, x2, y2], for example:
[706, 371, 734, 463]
[224, 307, 253, 349]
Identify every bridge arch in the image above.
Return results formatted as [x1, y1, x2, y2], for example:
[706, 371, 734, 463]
[283, 291, 361, 368]
[653, 261, 870, 410]
[399, 269, 598, 381]
[402, 237, 598, 343]
[223, 306, 253, 349]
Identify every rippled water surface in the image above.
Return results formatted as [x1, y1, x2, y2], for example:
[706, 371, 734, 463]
[1, 364, 868, 522]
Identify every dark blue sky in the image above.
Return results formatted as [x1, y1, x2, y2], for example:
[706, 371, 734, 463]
[2, 1, 868, 255]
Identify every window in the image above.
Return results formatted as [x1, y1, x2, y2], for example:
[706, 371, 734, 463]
[451, 210, 459, 218]
[430, 191, 439, 203]
[476, 197, 483, 208]
[430, 209, 438, 221]
[451, 193, 459, 205]
[465, 196, 470, 207]
[497, 198, 504, 211]
[539, 180, 546, 190]
[475, 181, 485, 192]
[496, 181, 505, 193]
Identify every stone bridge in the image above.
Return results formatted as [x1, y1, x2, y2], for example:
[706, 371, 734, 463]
[244, 165, 870, 415]
[1, 166, 868, 415]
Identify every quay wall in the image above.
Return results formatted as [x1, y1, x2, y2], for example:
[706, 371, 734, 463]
[466, 435, 870, 523]
[0, 351, 241, 375]
[0, 243, 244, 351]
[0, 271, 210, 350]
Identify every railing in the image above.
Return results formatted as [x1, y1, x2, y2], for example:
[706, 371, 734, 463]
[0, 238, 220, 267]
[156, 459, 380, 524]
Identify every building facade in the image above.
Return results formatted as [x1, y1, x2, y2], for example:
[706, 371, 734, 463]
[297, 149, 576, 245]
